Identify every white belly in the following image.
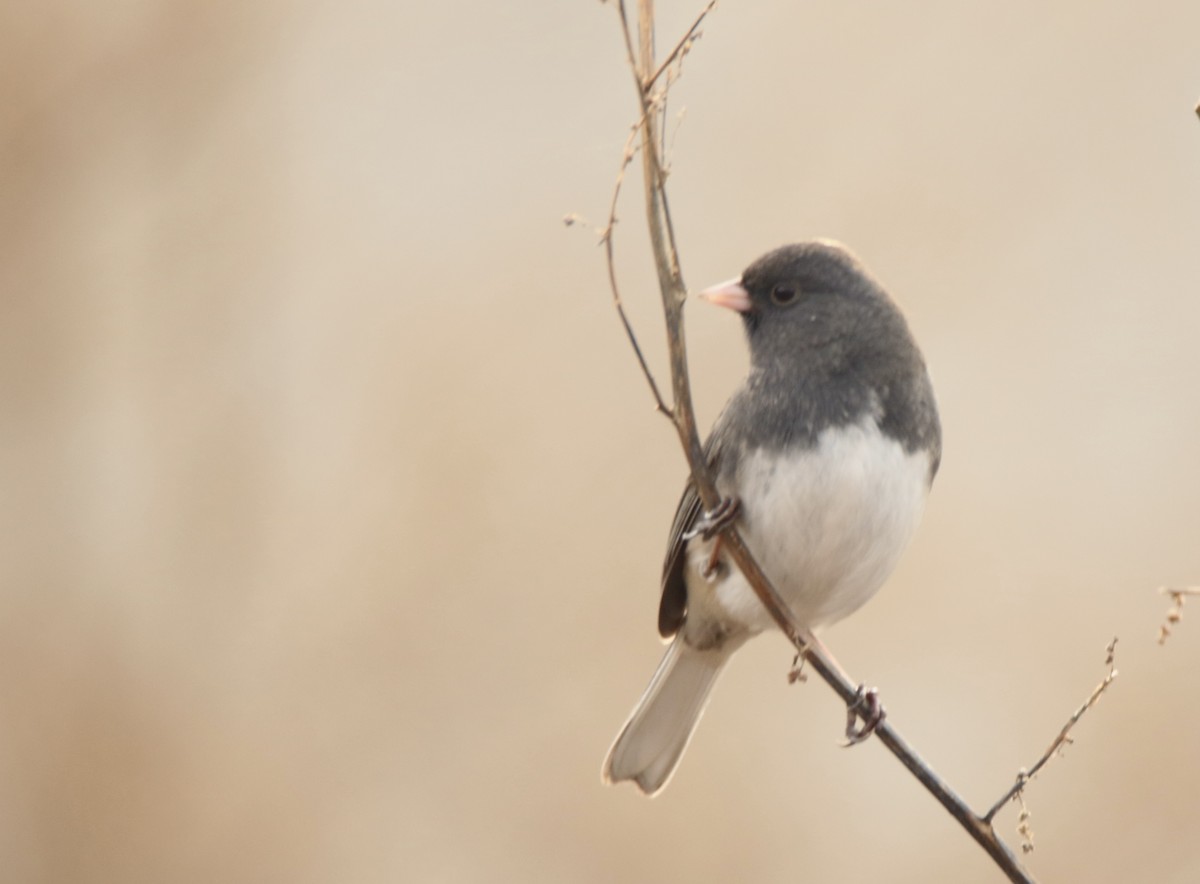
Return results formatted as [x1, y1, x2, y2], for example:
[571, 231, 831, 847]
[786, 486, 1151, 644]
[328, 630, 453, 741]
[686, 416, 932, 636]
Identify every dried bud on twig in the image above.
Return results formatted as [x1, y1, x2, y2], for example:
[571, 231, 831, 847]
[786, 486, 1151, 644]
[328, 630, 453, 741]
[1157, 586, 1200, 645]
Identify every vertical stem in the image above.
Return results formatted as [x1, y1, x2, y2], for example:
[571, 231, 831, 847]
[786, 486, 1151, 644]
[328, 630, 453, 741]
[634, 0, 717, 509]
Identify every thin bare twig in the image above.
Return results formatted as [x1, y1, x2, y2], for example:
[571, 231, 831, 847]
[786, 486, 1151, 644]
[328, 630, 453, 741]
[643, 0, 718, 91]
[646, 0, 710, 176]
[601, 117, 671, 416]
[983, 638, 1119, 825]
[613, 0, 642, 98]
[604, 2, 1038, 881]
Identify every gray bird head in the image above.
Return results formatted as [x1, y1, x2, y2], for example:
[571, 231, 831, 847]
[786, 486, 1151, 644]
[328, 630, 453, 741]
[697, 239, 940, 473]
[698, 240, 908, 377]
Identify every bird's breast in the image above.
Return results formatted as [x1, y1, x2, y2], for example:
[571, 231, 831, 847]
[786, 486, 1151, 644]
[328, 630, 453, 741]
[699, 415, 932, 633]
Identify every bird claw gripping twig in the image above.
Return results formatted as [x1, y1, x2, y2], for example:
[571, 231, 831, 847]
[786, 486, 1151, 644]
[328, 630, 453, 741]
[683, 495, 742, 541]
[843, 685, 886, 747]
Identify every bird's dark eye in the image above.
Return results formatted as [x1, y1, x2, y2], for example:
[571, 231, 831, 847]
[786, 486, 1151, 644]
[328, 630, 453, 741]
[770, 285, 797, 306]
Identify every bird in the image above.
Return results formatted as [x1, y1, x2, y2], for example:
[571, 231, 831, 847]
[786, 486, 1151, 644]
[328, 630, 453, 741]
[602, 240, 941, 796]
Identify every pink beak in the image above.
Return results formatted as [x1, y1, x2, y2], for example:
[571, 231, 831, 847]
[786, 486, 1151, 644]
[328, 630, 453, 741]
[697, 277, 752, 313]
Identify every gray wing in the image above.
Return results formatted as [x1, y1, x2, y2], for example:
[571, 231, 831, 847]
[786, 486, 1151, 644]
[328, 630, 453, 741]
[657, 480, 702, 637]
[656, 435, 726, 638]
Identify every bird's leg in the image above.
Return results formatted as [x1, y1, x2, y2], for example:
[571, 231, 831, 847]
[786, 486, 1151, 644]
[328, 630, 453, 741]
[683, 495, 742, 541]
[842, 685, 885, 746]
[798, 630, 853, 683]
[683, 496, 741, 580]
[790, 631, 885, 745]
[702, 536, 724, 580]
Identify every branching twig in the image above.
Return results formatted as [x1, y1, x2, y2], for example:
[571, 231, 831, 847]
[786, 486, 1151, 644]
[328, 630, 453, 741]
[982, 638, 1119, 828]
[1157, 586, 1200, 645]
[601, 2, 1042, 882]
[643, 0, 717, 91]
[601, 116, 671, 416]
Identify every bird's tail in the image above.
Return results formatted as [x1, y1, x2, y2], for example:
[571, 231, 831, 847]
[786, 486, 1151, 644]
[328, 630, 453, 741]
[602, 636, 734, 796]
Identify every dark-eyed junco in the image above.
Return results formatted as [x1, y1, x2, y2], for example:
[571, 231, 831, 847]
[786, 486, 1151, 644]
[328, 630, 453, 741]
[603, 241, 941, 796]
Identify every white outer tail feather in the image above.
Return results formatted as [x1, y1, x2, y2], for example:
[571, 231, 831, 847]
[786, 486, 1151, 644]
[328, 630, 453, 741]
[602, 637, 733, 795]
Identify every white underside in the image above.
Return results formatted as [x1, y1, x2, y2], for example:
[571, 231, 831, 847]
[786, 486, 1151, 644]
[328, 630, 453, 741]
[685, 415, 932, 638]
[603, 415, 932, 794]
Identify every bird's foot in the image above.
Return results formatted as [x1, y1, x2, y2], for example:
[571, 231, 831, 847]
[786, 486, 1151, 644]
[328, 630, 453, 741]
[683, 495, 742, 542]
[842, 685, 885, 746]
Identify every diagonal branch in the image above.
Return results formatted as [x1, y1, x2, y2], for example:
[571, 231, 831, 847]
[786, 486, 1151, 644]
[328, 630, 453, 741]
[643, 0, 718, 91]
[983, 638, 1119, 824]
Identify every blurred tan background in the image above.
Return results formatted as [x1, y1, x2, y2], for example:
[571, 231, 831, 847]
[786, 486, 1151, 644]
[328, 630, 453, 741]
[2, 1, 1199, 882]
